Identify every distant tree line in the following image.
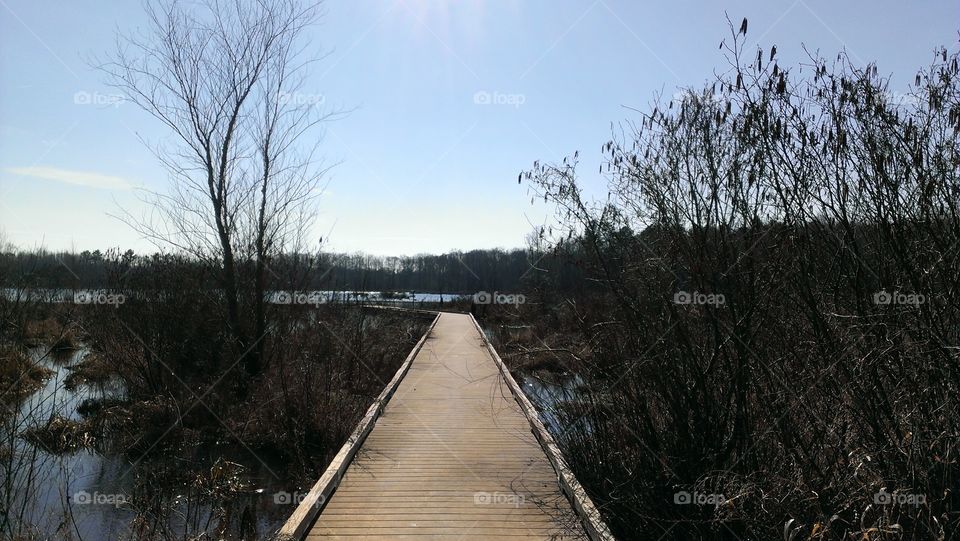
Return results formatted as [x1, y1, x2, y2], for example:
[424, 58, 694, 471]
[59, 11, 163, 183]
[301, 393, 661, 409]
[0, 247, 594, 295]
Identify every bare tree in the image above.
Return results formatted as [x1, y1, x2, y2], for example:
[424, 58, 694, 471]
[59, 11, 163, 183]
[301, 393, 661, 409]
[98, 0, 334, 374]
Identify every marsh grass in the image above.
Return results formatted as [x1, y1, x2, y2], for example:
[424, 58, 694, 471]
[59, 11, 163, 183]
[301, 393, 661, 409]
[0, 347, 53, 411]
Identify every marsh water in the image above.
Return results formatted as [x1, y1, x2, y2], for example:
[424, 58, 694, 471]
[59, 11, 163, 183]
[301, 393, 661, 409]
[8, 346, 300, 539]
[479, 325, 586, 435]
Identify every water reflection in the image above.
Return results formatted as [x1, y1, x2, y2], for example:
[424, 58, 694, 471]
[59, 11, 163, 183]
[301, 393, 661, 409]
[9, 345, 299, 539]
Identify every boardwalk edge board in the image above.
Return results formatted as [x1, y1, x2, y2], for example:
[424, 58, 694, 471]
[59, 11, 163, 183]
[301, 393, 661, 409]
[273, 311, 442, 540]
[468, 314, 617, 541]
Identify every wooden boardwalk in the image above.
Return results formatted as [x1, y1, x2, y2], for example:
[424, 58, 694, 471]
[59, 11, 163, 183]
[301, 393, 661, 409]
[300, 312, 590, 540]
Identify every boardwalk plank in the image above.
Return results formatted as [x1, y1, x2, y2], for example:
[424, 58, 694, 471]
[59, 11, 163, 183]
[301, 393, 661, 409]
[308, 312, 587, 540]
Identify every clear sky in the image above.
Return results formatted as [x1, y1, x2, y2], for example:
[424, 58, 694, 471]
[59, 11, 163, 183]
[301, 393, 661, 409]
[1, 0, 957, 256]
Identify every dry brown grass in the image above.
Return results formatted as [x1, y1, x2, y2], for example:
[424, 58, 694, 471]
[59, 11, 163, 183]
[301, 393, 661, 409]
[21, 415, 96, 454]
[0, 346, 52, 409]
[63, 353, 114, 390]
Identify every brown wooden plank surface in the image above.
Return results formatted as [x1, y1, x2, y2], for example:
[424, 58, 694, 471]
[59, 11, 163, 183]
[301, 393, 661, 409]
[308, 312, 587, 540]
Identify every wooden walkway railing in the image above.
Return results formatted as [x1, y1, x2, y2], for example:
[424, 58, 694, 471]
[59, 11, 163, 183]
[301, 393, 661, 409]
[275, 311, 613, 540]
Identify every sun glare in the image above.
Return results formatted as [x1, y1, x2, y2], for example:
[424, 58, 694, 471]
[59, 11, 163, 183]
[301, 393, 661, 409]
[394, 0, 493, 42]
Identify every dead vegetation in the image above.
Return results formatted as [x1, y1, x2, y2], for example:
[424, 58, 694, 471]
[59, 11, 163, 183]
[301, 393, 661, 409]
[63, 353, 114, 391]
[508, 22, 960, 541]
[0, 347, 52, 410]
[20, 415, 95, 454]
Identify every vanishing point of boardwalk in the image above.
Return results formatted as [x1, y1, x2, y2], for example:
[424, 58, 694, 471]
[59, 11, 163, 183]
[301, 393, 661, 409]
[280, 311, 601, 540]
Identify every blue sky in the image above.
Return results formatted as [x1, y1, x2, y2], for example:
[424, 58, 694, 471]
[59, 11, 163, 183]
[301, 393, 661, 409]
[1, 0, 957, 256]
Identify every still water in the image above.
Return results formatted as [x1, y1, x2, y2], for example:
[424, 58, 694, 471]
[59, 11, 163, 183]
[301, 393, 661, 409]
[9, 346, 299, 539]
